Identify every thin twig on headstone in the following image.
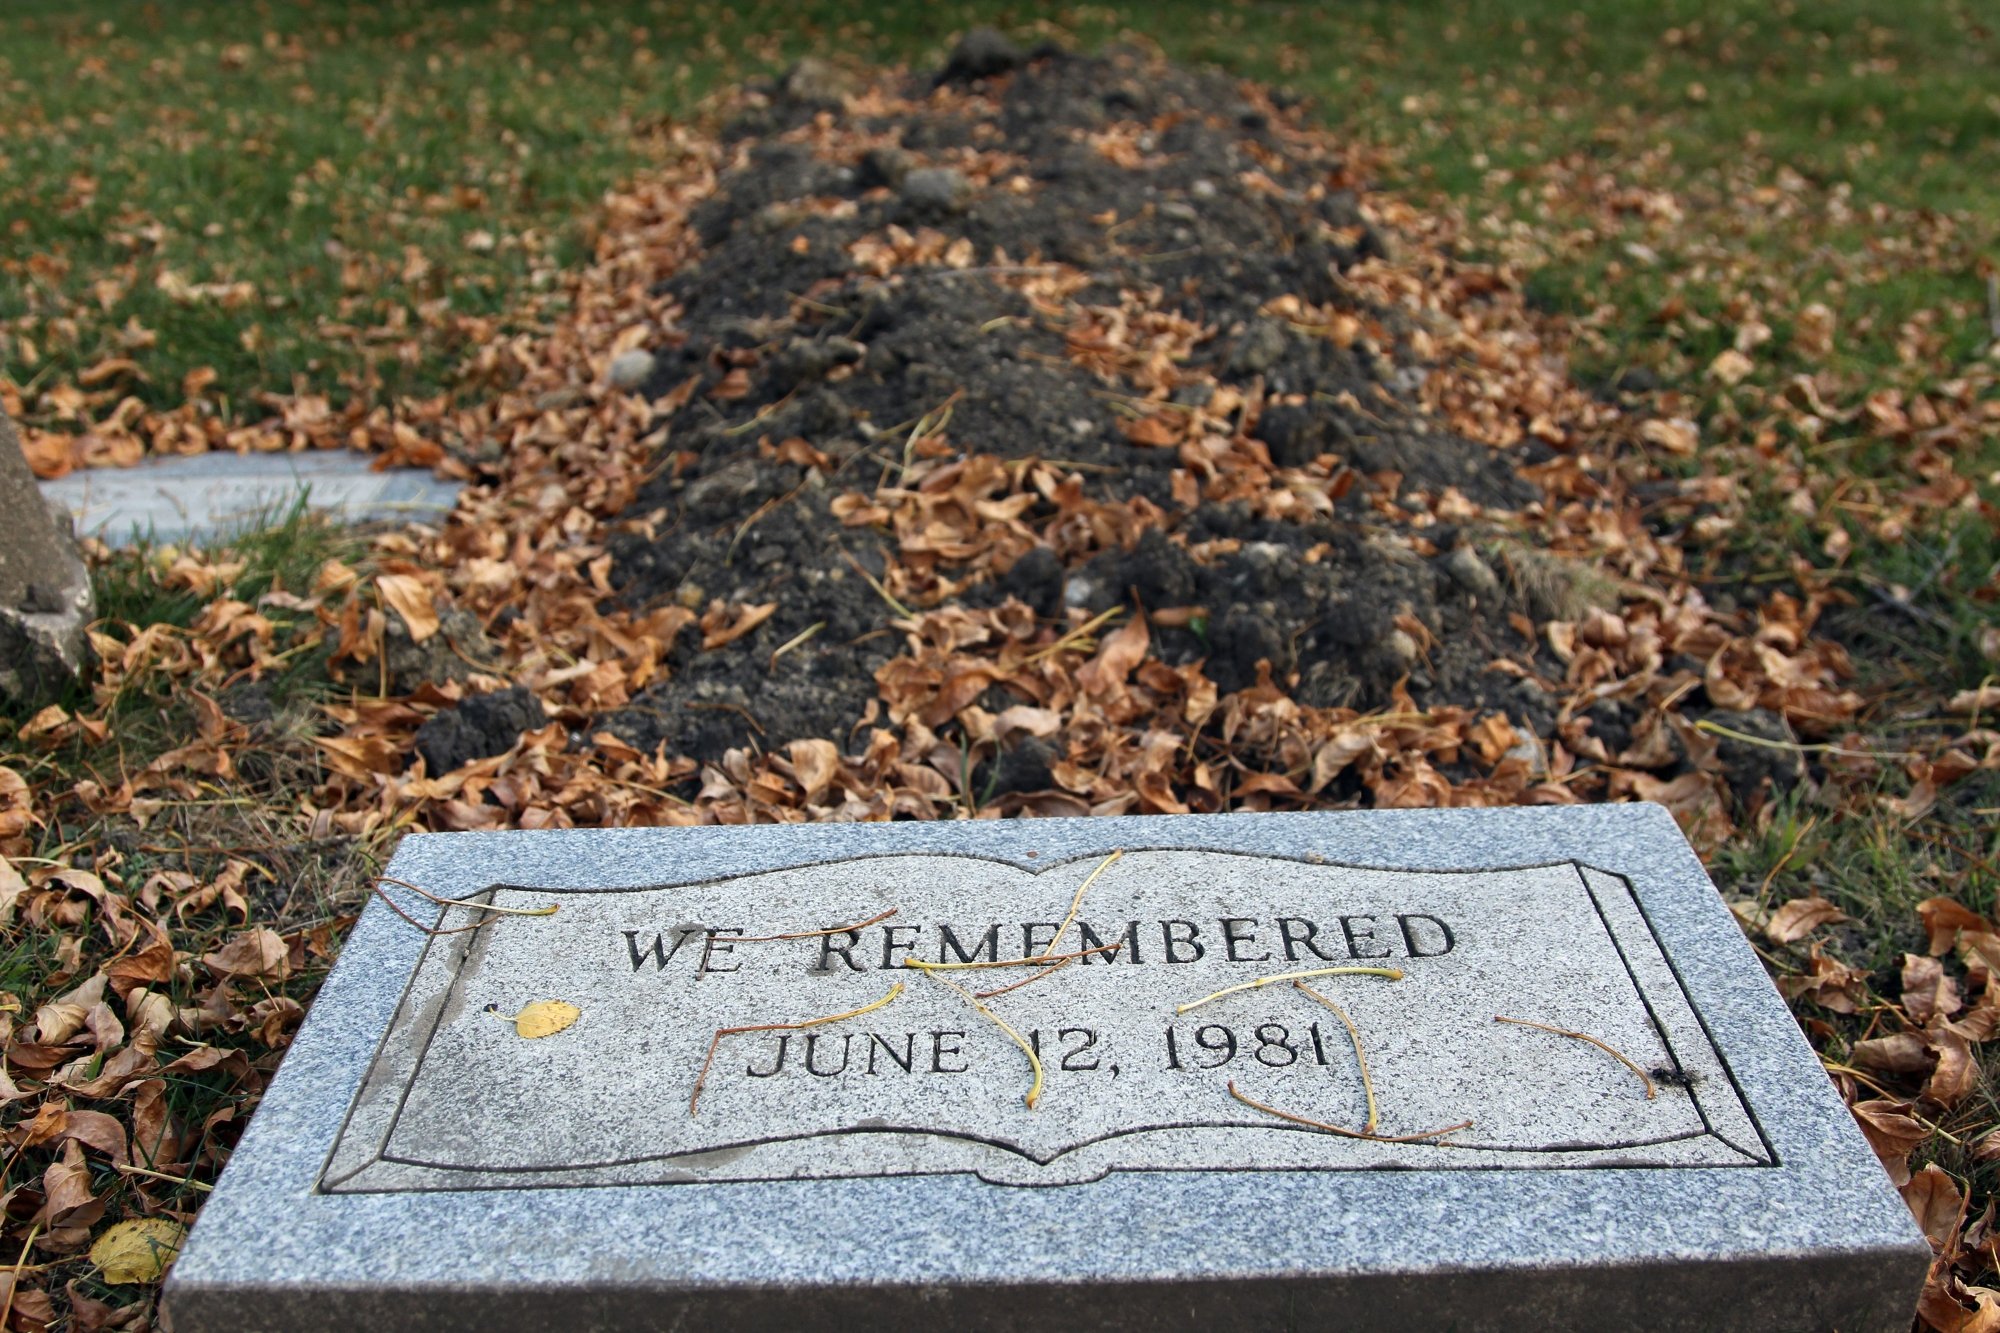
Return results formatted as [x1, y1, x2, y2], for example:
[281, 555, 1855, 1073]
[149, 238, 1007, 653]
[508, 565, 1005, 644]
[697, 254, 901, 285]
[1227, 1082, 1471, 1144]
[1494, 1016, 1657, 1099]
[1177, 965, 1403, 1015]
[369, 876, 558, 937]
[689, 983, 905, 1116]
[920, 971, 1044, 1110]
[1293, 980, 1379, 1134]
[901, 940, 1123, 973]
[1039, 849, 1123, 958]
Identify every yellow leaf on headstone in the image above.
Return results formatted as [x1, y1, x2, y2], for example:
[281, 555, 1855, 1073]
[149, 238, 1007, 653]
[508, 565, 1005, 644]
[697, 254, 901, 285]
[91, 1217, 185, 1284]
[512, 1000, 581, 1039]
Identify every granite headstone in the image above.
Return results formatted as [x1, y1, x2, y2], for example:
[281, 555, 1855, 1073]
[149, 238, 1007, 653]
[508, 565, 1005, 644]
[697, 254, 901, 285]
[166, 806, 1927, 1331]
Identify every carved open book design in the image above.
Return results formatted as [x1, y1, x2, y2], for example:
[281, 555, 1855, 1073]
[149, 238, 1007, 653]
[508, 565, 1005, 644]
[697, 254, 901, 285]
[320, 851, 1771, 1192]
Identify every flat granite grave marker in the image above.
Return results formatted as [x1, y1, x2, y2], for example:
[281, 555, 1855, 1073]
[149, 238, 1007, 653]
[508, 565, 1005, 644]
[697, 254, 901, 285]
[166, 806, 1926, 1331]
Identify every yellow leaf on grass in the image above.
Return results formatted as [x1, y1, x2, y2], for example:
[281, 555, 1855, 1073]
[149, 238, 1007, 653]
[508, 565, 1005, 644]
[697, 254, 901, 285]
[509, 1000, 581, 1039]
[91, 1217, 185, 1284]
[377, 572, 440, 642]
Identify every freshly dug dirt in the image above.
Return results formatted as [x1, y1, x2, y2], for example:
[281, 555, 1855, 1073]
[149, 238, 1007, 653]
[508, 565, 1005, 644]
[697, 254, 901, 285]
[602, 36, 1556, 766]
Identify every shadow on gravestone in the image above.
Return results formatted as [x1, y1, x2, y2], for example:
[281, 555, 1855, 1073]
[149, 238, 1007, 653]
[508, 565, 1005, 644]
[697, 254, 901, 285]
[0, 413, 94, 708]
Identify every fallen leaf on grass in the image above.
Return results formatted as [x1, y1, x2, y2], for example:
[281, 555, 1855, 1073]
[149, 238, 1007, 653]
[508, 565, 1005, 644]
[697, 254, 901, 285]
[1851, 1032, 1934, 1076]
[89, 1217, 184, 1284]
[1852, 1099, 1930, 1186]
[1638, 417, 1699, 455]
[1924, 1029, 1980, 1108]
[1766, 894, 1848, 943]
[1920, 898, 1991, 956]
[1905, 1165, 1968, 1252]
[1708, 348, 1755, 386]
[1905, 953, 1966, 1024]
[200, 928, 291, 982]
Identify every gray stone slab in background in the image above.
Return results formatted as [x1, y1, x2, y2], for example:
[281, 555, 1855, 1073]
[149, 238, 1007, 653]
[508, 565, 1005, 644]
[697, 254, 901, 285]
[165, 806, 1927, 1332]
[40, 450, 462, 546]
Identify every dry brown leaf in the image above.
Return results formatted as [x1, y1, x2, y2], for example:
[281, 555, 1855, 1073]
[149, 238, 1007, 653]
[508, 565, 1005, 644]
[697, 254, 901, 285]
[1638, 416, 1699, 455]
[1075, 608, 1149, 699]
[1924, 1029, 1980, 1109]
[376, 572, 440, 643]
[1766, 894, 1848, 944]
[701, 602, 777, 651]
[1850, 1032, 1934, 1077]
[788, 739, 841, 804]
[201, 928, 292, 981]
[1851, 1100, 1928, 1186]
[1948, 685, 2000, 714]
[1920, 898, 1990, 956]
[1904, 953, 1965, 1024]
[1707, 348, 1754, 386]
[1904, 1165, 1967, 1252]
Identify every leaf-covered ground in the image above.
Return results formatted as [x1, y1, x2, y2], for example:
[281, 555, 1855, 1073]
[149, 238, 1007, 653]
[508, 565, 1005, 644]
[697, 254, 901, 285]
[1, 4, 1997, 1329]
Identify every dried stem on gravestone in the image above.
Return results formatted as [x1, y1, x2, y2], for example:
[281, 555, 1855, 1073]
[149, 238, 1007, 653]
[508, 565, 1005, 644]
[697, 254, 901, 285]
[973, 947, 1124, 998]
[1293, 981, 1379, 1134]
[1227, 1082, 1472, 1144]
[1176, 965, 1404, 1015]
[1493, 1016, 1657, 1100]
[901, 941, 1124, 973]
[1039, 849, 1123, 959]
[922, 972, 1045, 1110]
[696, 908, 900, 973]
[369, 876, 560, 937]
[688, 983, 905, 1117]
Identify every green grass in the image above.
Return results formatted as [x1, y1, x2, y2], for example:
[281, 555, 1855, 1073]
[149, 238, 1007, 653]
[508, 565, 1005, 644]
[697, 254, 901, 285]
[3, 2, 1994, 415]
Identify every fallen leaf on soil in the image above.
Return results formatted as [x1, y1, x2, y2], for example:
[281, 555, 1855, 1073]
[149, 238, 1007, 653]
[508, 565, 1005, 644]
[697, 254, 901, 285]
[376, 573, 439, 642]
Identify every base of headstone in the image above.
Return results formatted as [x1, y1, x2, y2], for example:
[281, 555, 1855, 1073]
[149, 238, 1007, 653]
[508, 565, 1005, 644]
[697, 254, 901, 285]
[0, 543, 93, 708]
[166, 806, 1926, 1332]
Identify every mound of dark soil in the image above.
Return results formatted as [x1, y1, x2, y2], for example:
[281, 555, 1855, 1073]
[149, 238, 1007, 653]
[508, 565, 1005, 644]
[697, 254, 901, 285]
[603, 37, 1552, 765]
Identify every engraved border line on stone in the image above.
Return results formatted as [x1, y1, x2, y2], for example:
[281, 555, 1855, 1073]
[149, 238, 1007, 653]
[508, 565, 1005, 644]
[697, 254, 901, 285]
[319, 854, 1771, 1192]
[1577, 863, 1777, 1167]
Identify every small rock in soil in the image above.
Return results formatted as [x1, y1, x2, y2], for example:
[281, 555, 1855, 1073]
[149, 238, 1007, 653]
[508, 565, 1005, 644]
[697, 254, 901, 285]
[608, 349, 657, 391]
[939, 28, 1026, 84]
[899, 166, 972, 216]
[384, 606, 498, 696]
[1443, 544, 1502, 600]
[413, 685, 547, 776]
[779, 57, 852, 107]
